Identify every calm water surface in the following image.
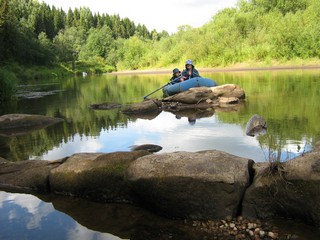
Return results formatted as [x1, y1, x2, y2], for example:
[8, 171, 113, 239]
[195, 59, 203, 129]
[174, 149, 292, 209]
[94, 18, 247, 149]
[1, 69, 320, 239]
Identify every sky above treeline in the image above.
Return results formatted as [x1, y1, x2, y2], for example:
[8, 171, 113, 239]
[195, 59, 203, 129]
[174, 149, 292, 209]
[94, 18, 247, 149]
[41, 0, 238, 34]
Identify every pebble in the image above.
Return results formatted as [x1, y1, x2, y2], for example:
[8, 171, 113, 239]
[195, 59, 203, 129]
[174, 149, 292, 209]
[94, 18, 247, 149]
[259, 230, 265, 238]
[189, 216, 294, 240]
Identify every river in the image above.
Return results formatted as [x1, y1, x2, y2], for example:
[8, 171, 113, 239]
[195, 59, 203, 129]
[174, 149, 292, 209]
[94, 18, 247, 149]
[0, 69, 320, 239]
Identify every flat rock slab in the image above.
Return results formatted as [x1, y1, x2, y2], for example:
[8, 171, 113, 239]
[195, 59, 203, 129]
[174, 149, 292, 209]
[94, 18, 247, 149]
[122, 99, 162, 114]
[210, 84, 245, 99]
[127, 150, 254, 220]
[0, 160, 63, 193]
[88, 102, 122, 110]
[49, 151, 151, 203]
[0, 114, 64, 137]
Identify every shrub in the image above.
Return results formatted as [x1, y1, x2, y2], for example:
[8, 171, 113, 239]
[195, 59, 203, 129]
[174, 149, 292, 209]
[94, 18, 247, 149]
[0, 68, 17, 103]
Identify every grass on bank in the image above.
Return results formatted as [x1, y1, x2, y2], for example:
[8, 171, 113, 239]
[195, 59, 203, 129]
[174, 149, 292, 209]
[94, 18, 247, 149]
[0, 68, 17, 103]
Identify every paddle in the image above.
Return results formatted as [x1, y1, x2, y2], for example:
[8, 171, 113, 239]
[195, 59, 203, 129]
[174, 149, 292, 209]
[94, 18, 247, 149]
[143, 76, 181, 100]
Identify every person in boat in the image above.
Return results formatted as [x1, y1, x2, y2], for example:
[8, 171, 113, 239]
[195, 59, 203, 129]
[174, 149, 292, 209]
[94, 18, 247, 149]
[170, 68, 182, 84]
[180, 59, 201, 81]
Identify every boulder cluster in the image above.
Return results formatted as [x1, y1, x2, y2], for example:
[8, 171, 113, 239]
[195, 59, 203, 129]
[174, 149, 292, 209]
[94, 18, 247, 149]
[0, 148, 319, 232]
[121, 84, 246, 118]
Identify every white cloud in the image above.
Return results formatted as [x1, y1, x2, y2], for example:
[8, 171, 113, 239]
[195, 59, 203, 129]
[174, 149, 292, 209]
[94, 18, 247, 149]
[30, 134, 103, 160]
[129, 111, 267, 161]
[1, 192, 55, 229]
[0, 192, 125, 239]
[41, 0, 238, 33]
[67, 223, 123, 240]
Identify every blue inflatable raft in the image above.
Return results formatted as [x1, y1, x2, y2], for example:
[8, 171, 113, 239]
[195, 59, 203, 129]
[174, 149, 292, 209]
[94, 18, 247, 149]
[162, 77, 218, 96]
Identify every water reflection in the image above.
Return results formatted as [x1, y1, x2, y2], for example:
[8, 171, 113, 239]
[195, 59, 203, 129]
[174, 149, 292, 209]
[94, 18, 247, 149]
[0, 192, 122, 240]
[29, 111, 311, 162]
[1, 191, 320, 240]
[0, 70, 319, 162]
[1, 70, 320, 239]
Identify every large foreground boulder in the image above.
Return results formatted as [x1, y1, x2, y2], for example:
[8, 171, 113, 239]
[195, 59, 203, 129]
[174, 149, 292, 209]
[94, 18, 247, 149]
[242, 149, 320, 227]
[49, 151, 151, 203]
[127, 150, 254, 220]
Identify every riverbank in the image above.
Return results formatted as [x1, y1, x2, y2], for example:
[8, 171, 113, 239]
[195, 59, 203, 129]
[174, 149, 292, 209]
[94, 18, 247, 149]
[1, 147, 320, 239]
[111, 63, 320, 75]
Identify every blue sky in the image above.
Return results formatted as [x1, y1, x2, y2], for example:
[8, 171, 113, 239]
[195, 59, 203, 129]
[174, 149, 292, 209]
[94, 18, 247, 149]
[42, 0, 238, 34]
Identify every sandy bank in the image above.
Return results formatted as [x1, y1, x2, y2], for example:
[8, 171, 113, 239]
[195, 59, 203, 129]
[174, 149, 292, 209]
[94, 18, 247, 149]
[110, 64, 320, 75]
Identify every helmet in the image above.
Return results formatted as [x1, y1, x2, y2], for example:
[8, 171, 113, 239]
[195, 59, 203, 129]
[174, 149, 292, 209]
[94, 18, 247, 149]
[185, 59, 193, 65]
[172, 68, 180, 74]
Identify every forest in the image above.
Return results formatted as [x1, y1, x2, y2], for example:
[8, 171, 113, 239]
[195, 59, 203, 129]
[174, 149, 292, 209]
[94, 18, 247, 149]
[1, 0, 320, 101]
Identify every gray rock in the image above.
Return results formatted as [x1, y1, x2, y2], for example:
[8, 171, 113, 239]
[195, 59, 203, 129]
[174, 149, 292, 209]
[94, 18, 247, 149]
[210, 84, 245, 99]
[49, 151, 151, 203]
[245, 114, 267, 137]
[0, 114, 64, 137]
[127, 150, 254, 220]
[0, 159, 63, 193]
[242, 149, 320, 227]
[163, 87, 214, 104]
[122, 99, 162, 114]
[130, 144, 162, 153]
[89, 102, 122, 110]
[121, 85, 245, 118]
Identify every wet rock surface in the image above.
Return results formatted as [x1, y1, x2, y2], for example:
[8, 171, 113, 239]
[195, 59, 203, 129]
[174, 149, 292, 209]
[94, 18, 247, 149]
[0, 147, 320, 237]
[88, 102, 122, 109]
[245, 114, 267, 137]
[16, 90, 64, 99]
[112, 84, 246, 118]
[242, 149, 320, 227]
[127, 150, 254, 219]
[0, 159, 63, 192]
[130, 144, 163, 153]
[40, 194, 312, 240]
[49, 151, 151, 203]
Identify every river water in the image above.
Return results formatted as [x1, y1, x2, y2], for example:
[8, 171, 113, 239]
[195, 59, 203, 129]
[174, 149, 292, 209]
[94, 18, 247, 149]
[1, 69, 320, 239]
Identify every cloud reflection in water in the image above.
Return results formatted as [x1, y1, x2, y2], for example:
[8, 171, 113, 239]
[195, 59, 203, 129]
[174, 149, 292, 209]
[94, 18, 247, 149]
[0, 192, 123, 240]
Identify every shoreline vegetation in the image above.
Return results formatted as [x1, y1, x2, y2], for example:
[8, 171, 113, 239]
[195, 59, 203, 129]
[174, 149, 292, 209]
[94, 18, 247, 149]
[1, 61, 320, 103]
[111, 62, 320, 75]
[1, 0, 320, 101]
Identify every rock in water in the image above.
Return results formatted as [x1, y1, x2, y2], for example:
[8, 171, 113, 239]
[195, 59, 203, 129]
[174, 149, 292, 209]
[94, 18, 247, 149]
[89, 102, 122, 110]
[130, 144, 162, 153]
[245, 114, 267, 137]
[0, 114, 64, 137]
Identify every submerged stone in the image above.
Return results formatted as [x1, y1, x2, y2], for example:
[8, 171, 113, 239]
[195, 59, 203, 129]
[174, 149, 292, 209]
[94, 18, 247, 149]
[130, 144, 163, 153]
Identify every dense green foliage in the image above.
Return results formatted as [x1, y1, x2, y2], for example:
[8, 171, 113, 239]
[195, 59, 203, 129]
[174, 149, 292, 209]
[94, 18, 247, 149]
[1, 0, 319, 100]
[1, 0, 319, 74]
[0, 68, 17, 102]
[0, 0, 166, 71]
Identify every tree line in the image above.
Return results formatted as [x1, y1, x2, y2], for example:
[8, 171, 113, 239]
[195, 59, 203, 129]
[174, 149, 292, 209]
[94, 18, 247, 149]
[0, 0, 168, 68]
[1, 0, 319, 78]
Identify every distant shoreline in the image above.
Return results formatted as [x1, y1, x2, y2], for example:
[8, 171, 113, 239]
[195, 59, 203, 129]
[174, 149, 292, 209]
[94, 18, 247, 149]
[110, 64, 320, 75]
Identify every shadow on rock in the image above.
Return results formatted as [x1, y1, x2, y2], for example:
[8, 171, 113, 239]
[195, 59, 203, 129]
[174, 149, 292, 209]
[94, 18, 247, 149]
[37, 194, 203, 240]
